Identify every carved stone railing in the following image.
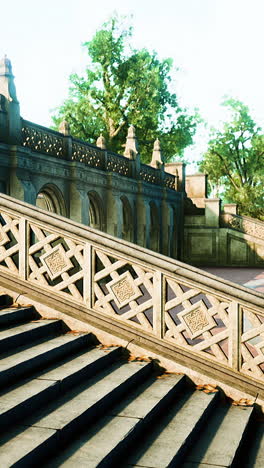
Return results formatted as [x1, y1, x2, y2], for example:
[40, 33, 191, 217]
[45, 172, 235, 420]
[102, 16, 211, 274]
[0, 194, 263, 389]
[21, 119, 176, 189]
[22, 120, 64, 158]
[140, 164, 161, 185]
[106, 152, 130, 177]
[221, 213, 264, 241]
[72, 138, 105, 169]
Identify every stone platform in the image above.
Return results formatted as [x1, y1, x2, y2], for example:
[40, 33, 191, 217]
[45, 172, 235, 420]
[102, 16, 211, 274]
[202, 267, 264, 293]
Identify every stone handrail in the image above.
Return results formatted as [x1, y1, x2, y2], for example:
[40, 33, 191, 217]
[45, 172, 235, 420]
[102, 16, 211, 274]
[0, 193, 263, 387]
[21, 119, 175, 188]
[220, 212, 264, 241]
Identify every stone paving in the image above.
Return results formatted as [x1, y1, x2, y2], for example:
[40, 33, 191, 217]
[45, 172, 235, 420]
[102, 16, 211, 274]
[202, 267, 264, 294]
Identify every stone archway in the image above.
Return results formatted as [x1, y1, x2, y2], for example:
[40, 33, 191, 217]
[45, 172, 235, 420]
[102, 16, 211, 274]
[88, 191, 104, 231]
[150, 201, 160, 252]
[121, 196, 133, 242]
[36, 184, 66, 216]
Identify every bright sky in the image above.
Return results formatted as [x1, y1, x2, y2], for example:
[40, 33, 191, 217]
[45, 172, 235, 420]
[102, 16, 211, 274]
[1, 0, 264, 166]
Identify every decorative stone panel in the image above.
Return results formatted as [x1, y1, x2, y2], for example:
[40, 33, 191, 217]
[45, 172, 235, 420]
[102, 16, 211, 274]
[106, 271, 142, 308]
[40, 244, 73, 280]
[178, 300, 216, 339]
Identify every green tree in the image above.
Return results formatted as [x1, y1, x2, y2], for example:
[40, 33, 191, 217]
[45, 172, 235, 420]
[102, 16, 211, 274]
[200, 99, 264, 219]
[52, 16, 197, 162]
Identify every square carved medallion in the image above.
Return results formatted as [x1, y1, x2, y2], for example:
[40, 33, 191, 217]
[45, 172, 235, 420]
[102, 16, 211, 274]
[106, 271, 142, 308]
[40, 244, 73, 280]
[178, 300, 215, 339]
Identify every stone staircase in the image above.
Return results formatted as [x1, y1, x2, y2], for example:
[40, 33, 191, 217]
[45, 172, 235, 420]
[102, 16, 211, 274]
[0, 295, 263, 468]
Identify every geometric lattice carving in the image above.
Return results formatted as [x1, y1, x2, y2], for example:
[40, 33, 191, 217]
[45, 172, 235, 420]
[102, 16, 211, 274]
[0, 227, 9, 246]
[0, 212, 20, 274]
[72, 141, 104, 168]
[164, 277, 230, 365]
[40, 244, 73, 280]
[28, 223, 84, 301]
[178, 300, 216, 339]
[241, 308, 264, 379]
[106, 271, 142, 308]
[22, 122, 64, 158]
[94, 249, 154, 333]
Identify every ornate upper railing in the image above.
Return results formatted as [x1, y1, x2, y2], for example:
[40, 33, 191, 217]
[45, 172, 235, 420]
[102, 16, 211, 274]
[22, 120, 64, 158]
[221, 212, 264, 241]
[0, 193, 263, 387]
[21, 119, 175, 189]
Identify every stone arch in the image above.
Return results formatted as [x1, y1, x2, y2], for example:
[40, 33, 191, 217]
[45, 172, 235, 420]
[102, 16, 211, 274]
[149, 201, 160, 252]
[121, 196, 133, 242]
[36, 184, 66, 216]
[88, 191, 104, 231]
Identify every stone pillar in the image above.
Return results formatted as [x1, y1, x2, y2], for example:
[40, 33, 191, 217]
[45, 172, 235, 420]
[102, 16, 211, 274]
[69, 184, 89, 225]
[124, 125, 139, 159]
[161, 197, 173, 257]
[150, 139, 163, 168]
[205, 198, 221, 227]
[0, 56, 21, 144]
[136, 194, 150, 249]
[106, 193, 123, 238]
[185, 173, 208, 208]
[165, 162, 186, 192]
[96, 134, 106, 149]
[223, 203, 238, 215]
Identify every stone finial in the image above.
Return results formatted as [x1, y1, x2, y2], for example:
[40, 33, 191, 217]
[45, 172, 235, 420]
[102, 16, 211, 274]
[0, 56, 18, 103]
[150, 139, 163, 168]
[96, 134, 106, 149]
[0, 55, 12, 76]
[124, 125, 139, 159]
[59, 120, 70, 136]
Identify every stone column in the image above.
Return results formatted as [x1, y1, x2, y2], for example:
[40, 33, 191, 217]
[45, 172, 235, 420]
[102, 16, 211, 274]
[0, 56, 21, 144]
[223, 203, 238, 215]
[69, 184, 89, 225]
[107, 193, 123, 238]
[205, 198, 221, 227]
[165, 162, 186, 192]
[136, 192, 150, 249]
[161, 196, 173, 257]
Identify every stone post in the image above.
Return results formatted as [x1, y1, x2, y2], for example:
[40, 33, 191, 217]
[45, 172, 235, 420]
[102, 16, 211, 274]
[0, 56, 21, 144]
[136, 192, 150, 249]
[106, 180, 123, 239]
[205, 198, 221, 227]
[69, 184, 89, 225]
[96, 134, 106, 149]
[124, 125, 139, 159]
[223, 203, 238, 215]
[165, 162, 186, 192]
[59, 120, 72, 160]
[150, 139, 163, 168]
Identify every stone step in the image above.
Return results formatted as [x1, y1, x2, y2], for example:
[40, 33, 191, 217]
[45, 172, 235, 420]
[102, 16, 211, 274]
[182, 403, 254, 467]
[0, 319, 62, 354]
[0, 346, 121, 430]
[239, 420, 264, 468]
[0, 306, 38, 327]
[0, 332, 92, 389]
[0, 294, 12, 307]
[0, 360, 153, 466]
[124, 388, 219, 468]
[45, 374, 187, 467]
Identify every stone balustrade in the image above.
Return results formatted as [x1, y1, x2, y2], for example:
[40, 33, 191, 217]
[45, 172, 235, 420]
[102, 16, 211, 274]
[0, 193, 263, 393]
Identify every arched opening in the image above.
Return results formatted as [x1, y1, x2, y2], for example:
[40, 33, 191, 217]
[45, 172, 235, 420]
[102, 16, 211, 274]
[36, 185, 66, 216]
[88, 191, 104, 231]
[121, 196, 133, 242]
[150, 201, 160, 252]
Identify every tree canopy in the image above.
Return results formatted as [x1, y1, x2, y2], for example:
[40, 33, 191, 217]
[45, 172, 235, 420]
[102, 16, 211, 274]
[199, 98, 264, 219]
[52, 16, 197, 162]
